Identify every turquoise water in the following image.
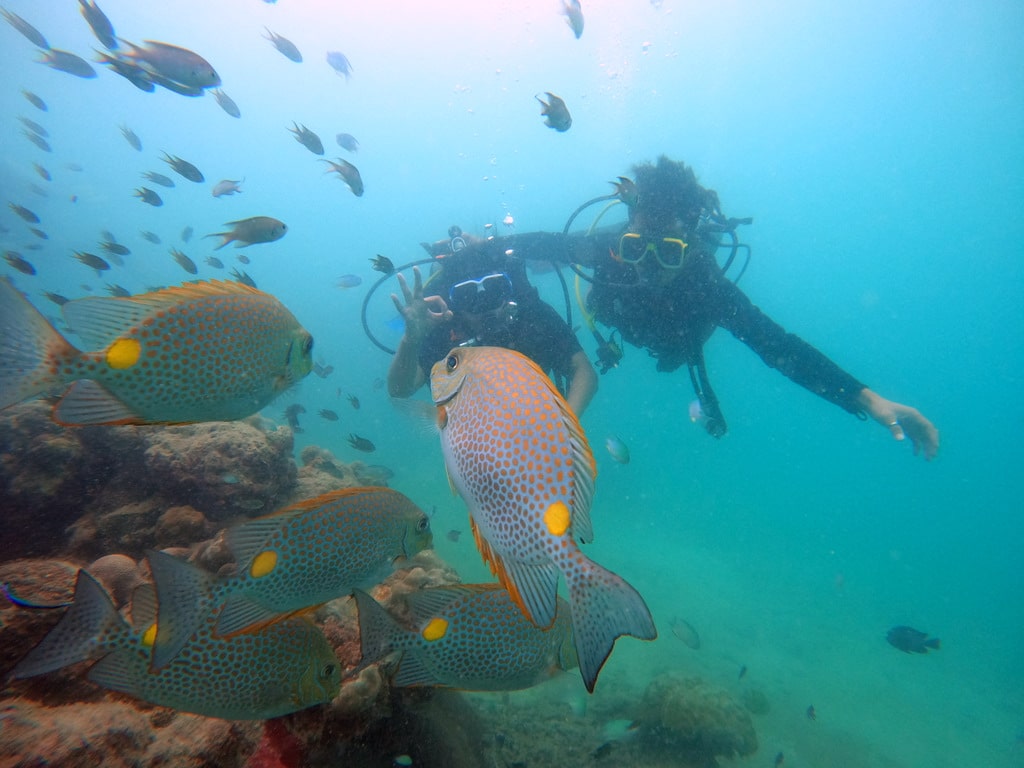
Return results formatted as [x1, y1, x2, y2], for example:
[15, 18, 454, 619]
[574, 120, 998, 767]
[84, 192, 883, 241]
[2, 1, 1021, 766]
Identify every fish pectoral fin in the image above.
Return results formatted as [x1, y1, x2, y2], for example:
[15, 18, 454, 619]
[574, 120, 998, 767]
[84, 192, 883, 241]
[55, 380, 142, 426]
[88, 649, 141, 695]
[392, 648, 440, 687]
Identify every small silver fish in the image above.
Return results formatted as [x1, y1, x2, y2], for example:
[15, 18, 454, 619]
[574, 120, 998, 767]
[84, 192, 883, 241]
[264, 28, 302, 62]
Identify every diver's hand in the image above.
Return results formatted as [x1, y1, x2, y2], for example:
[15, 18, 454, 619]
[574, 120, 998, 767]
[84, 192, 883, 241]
[390, 266, 453, 343]
[858, 388, 940, 461]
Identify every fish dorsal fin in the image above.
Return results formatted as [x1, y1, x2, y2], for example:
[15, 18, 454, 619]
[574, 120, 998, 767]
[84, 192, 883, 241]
[63, 280, 262, 350]
[516, 354, 598, 544]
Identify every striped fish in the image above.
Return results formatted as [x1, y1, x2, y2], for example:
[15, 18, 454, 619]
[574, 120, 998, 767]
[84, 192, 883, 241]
[0, 279, 313, 425]
[430, 346, 656, 692]
[148, 487, 433, 669]
[11, 571, 340, 720]
[354, 584, 577, 690]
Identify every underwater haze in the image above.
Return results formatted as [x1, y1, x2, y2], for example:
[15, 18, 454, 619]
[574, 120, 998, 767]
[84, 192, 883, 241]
[2, 1, 1022, 767]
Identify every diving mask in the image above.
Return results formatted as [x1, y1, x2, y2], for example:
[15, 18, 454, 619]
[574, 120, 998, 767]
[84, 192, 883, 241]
[618, 233, 688, 269]
[448, 272, 514, 314]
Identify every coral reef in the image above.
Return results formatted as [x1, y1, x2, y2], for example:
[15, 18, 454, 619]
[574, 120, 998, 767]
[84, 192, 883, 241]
[634, 675, 759, 766]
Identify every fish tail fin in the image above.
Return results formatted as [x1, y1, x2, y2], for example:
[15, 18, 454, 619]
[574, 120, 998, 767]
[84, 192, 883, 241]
[146, 549, 215, 670]
[0, 278, 76, 411]
[352, 589, 404, 675]
[9, 570, 125, 679]
[204, 232, 233, 250]
[565, 556, 657, 693]
[925, 637, 941, 650]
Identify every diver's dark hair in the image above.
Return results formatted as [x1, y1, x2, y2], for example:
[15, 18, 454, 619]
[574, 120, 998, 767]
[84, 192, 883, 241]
[630, 155, 721, 234]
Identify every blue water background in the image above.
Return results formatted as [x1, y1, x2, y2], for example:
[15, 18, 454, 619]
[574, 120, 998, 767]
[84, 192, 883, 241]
[1, 1, 1021, 766]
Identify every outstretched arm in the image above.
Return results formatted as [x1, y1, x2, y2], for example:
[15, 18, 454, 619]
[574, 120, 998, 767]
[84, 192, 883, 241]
[565, 350, 598, 417]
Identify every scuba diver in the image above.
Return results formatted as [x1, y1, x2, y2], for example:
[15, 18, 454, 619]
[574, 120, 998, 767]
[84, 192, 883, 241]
[386, 227, 598, 416]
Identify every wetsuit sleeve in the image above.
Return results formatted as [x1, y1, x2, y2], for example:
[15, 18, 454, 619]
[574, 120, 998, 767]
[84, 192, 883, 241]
[710, 274, 867, 414]
[417, 325, 455, 375]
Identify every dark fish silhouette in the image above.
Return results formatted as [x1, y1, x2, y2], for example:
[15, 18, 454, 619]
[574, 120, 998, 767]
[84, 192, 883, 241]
[318, 408, 339, 421]
[348, 434, 375, 453]
[78, 0, 117, 50]
[886, 625, 940, 654]
[370, 254, 394, 274]
[536, 92, 572, 132]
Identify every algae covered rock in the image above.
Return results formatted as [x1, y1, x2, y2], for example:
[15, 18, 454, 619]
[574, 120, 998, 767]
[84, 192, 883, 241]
[636, 675, 758, 766]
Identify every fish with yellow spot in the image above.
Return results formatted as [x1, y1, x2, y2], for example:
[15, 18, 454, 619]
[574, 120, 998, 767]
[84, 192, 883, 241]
[0, 278, 313, 425]
[353, 584, 577, 690]
[147, 486, 433, 669]
[430, 346, 656, 692]
[10, 570, 340, 720]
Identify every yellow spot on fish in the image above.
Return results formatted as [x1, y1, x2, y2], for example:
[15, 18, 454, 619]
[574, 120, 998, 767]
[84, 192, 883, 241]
[421, 617, 448, 642]
[543, 502, 570, 536]
[250, 549, 278, 578]
[142, 622, 157, 647]
[106, 338, 141, 369]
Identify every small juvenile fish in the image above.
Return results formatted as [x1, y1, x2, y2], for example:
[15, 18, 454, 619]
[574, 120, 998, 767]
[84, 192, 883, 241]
[561, 0, 584, 39]
[162, 152, 204, 182]
[22, 130, 51, 152]
[237, 254, 250, 265]
[212, 178, 243, 197]
[211, 88, 241, 118]
[23, 90, 48, 111]
[347, 394, 360, 409]
[181, 226, 193, 242]
[143, 171, 175, 188]
[29, 228, 48, 240]
[0, 279, 313, 426]
[78, 0, 117, 50]
[10, 570, 340, 720]
[2, 7, 49, 49]
[134, 187, 163, 207]
[370, 254, 395, 274]
[4, 251, 36, 276]
[32, 163, 51, 181]
[18, 116, 48, 137]
[140, 230, 161, 244]
[326, 51, 352, 79]
[170, 248, 197, 275]
[105, 284, 131, 298]
[348, 433, 375, 452]
[72, 250, 111, 275]
[231, 267, 256, 288]
[100, 241, 130, 256]
[264, 28, 302, 62]
[148, 487, 432, 668]
[353, 584, 577, 690]
[321, 158, 364, 196]
[669, 617, 701, 650]
[39, 48, 97, 79]
[336, 132, 359, 152]
[318, 408, 339, 421]
[312, 362, 333, 378]
[446, 529, 461, 543]
[886, 625, 940, 654]
[118, 39, 220, 89]
[98, 52, 155, 92]
[536, 92, 572, 132]
[205, 256, 224, 269]
[207, 216, 287, 249]
[806, 705, 816, 720]
[288, 122, 324, 155]
[336, 274, 362, 289]
[43, 291, 69, 306]
[604, 435, 630, 464]
[8, 203, 40, 223]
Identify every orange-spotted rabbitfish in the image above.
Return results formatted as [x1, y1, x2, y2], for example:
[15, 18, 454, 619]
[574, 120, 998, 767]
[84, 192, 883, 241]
[0, 279, 313, 426]
[10, 570, 340, 720]
[147, 487, 432, 669]
[430, 346, 656, 692]
[354, 584, 577, 690]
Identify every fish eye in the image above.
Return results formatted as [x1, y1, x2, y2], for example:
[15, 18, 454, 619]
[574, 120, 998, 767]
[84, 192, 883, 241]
[416, 516, 430, 532]
[321, 663, 336, 679]
[446, 354, 459, 372]
[303, 335, 314, 354]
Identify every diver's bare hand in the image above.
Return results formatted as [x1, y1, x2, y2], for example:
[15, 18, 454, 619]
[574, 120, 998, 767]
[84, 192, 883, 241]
[859, 388, 940, 461]
[390, 266, 452, 343]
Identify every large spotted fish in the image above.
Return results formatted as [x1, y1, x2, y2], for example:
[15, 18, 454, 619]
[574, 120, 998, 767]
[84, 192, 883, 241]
[0, 278, 313, 425]
[354, 583, 577, 690]
[147, 486, 433, 669]
[10, 570, 340, 720]
[430, 346, 656, 692]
